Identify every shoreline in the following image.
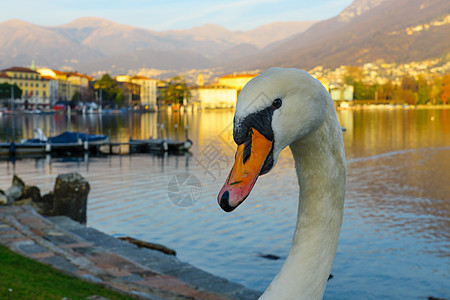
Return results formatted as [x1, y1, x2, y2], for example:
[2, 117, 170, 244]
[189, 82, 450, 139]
[0, 205, 261, 300]
[336, 103, 450, 110]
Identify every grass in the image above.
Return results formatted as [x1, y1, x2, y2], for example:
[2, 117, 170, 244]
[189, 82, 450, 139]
[0, 244, 133, 300]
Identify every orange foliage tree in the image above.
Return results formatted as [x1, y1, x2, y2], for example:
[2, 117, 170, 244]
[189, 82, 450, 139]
[441, 74, 450, 105]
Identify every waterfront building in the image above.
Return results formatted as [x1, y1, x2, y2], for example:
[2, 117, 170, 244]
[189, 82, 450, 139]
[329, 83, 354, 101]
[37, 68, 91, 102]
[116, 75, 158, 110]
[0, 66, 54, 107]
[190, 85, 237, 109]
[217, 73, 258, 94]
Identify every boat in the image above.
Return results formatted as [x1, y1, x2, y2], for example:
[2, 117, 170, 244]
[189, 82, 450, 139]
[129, 123, 192, 153]
[129, 138, 168, 153]
[166, 138, 193, 152]
[0, 129, 109, 156]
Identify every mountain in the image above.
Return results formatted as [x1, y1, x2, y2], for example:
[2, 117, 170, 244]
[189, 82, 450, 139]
[0, 19, 103, 70]
[239, 0, 450, 71]
[0, 18, 315, 73]
[1, 0, 448, 75]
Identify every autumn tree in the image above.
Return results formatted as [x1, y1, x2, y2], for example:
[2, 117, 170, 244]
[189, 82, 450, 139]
[441, 74, 450, 105]
[401, 75, 418, 93]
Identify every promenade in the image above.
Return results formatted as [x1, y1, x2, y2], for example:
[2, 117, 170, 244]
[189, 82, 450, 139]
[0, 205, 260, 300]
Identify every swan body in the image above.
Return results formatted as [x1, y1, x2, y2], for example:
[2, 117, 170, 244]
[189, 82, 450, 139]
[217, 68, 346, 299]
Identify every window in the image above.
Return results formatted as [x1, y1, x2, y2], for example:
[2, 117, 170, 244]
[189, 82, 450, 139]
[25, 74, 28, 79]
[31, 83, 33, 87]
[19, 83, 23, 87]
[43, 84, 46, 88]
[19, 74, 22, 79]
[25, 83, 28, 87]
[43, 91, 46, 97]
[30, 91, 33, 96]
[14, 74, 17, 78]
[36, 83, 39, 87]
[36, 91, 39, 96]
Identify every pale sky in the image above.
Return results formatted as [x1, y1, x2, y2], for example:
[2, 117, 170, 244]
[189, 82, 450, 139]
[1, 0, 353, 31]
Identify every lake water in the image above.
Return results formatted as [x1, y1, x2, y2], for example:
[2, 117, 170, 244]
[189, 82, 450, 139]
[1, 108, 449, 299]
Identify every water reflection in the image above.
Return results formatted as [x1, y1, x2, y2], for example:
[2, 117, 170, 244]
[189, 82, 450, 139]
[0, 108, 449, 299]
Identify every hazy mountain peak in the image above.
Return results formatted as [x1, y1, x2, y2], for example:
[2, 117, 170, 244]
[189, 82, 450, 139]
[338, 0, 387, 22]
[61, 17, 118, 28]
[1, 19, 35, 27]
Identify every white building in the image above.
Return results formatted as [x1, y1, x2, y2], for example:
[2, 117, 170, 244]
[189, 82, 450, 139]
[190, 85, 237, 109]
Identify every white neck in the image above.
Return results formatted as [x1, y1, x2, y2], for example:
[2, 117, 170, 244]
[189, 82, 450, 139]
[260, 108, 346, 300]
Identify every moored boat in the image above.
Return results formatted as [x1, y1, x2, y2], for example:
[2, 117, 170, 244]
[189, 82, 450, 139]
[0, 129, 109, 156]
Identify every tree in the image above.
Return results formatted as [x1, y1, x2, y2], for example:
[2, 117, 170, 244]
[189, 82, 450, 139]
[70, 91, 82, 107]
[401, 75, 418, 93]
[441, 74, 450, 105]
[0, 83, 22, 100]
[353, 81, 377, 100]
[429, 77, 442, 104]
[379, 82, 396, 101]
[400, 89, 416, 105]
[160, 76, 191, 105]
[416, 76, 430, 105]
[94, 74, 124, 108]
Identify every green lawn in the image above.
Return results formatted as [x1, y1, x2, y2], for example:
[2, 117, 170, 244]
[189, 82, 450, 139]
[0, 244, 134, 300]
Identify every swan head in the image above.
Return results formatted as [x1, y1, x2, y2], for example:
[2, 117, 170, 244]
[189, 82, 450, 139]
[218, 67, 329, 212]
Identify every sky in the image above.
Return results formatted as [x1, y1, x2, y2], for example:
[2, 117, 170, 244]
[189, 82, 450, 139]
[1, 0, 353, 31]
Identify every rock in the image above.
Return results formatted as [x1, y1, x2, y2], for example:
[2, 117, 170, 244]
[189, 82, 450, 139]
[35, 192, 54, 215]
[12, 198, 33, 206]
[19, 185, 41, 203]
[51, 173, 90, 224]
[0, 191, 7, 205]
[4, 175, 25, 204]
[118, 236, 177, 256]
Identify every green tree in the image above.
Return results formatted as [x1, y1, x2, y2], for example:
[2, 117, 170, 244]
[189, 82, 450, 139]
[417, 76, 430, 104]
[160, 76, 191, 105]
[94, 74, 124, 108]
[70, 91, 82, 106]
[0, 83, 22, 100]
[353, 81, 377, 100]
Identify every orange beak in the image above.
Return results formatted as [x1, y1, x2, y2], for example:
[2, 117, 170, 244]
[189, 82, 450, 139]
[218, 128, 272, 212]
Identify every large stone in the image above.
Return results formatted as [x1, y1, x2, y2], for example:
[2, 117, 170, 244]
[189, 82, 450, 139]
[20, 185, 42, 203]
[35, 192, 54, 215]
[51, 173, 90, 224]
[4, 175, 25, 204]
[0, 190, 7, 205]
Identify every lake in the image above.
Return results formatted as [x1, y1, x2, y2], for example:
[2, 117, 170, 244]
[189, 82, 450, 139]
[0, 108, 449, 299]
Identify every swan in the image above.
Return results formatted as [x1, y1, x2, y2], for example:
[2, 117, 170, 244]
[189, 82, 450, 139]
[217, 67, 346, 299]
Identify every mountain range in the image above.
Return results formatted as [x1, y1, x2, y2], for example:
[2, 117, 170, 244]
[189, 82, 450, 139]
[0, 0, 449, 76]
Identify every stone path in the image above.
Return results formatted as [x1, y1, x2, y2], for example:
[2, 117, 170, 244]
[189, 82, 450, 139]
[0, 205, 260, 300]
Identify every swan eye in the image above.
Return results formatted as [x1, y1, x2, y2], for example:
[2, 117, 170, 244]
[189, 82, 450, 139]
[272, 98, 282, 109]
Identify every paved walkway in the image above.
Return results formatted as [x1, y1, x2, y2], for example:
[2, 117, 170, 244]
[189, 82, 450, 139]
[0, 205, 260, 300]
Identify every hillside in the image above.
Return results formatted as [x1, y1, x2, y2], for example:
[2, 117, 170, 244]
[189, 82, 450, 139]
[0, 18, 315, 73]
[240, 0, 450, 71]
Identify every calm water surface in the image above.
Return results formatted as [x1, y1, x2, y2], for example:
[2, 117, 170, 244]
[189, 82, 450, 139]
[0, 108, 449, 299]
